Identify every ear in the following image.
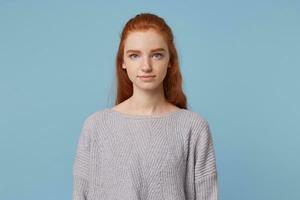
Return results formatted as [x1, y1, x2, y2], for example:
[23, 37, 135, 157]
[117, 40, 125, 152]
[122, 62, 126, 69]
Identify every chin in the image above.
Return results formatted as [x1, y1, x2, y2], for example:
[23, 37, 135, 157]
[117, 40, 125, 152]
[135, 83, 161, 91]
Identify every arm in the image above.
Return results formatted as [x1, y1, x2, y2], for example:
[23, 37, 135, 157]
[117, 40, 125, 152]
[194, 119, 219, 200]
[72, 117, 93, 200]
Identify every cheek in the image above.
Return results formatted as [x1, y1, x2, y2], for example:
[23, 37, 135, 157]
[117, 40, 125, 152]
[126, 68, 135, 79]
[156, 64, 169, 76]
[125, 67, 139, 83]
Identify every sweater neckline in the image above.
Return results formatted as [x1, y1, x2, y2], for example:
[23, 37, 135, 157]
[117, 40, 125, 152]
[107, 107, 185, 119]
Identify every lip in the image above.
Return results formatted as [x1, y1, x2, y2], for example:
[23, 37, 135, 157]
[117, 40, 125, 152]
[138, 75, 156, 81]
[138, 75, 156, 78]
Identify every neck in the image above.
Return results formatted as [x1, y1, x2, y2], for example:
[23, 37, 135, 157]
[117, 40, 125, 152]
[127, 85, 170, 115]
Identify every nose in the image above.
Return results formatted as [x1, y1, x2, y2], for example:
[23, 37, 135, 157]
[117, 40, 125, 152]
[141, 56, 152, 72]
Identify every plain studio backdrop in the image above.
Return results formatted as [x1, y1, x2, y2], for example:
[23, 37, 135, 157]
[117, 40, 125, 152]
[0, 0, 299, 199]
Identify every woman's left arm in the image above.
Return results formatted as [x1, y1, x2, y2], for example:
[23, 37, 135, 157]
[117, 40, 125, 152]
[194, 119, 219, 200]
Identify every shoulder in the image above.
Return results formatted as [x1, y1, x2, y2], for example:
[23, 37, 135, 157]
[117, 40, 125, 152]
[81, 108, 109, 129]
[180, 109, 211, 141]
[182, 109, 209, 127]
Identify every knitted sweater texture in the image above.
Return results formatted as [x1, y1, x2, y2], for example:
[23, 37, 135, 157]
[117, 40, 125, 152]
[72, 108, 218, 200]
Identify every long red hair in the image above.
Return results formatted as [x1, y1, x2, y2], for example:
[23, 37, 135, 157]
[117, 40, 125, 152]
[114, 13, 187, 109]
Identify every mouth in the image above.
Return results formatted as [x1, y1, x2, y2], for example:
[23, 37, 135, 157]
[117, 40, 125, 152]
[138, 75, 156, 78]
[137, 75, 156, 81]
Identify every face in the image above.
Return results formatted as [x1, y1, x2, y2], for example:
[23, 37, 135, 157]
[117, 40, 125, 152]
[122, 29, 170, 91]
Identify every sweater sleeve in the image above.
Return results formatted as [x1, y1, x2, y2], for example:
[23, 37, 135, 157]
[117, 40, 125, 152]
[194, 119, 219, 200]
[72, 117, 93, 200]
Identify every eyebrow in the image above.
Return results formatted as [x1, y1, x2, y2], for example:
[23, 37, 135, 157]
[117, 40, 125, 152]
[126, 48, 166, 54]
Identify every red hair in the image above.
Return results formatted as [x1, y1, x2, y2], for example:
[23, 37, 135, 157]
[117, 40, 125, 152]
[114, 13, 187, 109]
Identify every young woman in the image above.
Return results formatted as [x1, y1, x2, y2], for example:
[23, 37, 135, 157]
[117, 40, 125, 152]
[73, 13, 219, 200]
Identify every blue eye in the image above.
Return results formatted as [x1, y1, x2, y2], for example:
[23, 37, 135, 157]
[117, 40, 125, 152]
[153, 53, 163, 59]
[129, 54, 139, 59]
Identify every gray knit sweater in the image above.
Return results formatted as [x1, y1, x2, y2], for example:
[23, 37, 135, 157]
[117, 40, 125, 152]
[72, 108, 218, 200]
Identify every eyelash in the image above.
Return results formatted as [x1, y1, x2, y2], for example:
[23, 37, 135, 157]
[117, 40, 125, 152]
[128, 53, 163, 59]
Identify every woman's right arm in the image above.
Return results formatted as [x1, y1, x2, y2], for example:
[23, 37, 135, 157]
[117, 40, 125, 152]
[72, 117, 93, 200]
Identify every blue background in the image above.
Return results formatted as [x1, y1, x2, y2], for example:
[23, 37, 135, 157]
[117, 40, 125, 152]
[1, 0, 299, 199]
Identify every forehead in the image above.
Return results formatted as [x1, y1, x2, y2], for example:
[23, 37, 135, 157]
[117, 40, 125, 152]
[124, 30, 168, 51]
